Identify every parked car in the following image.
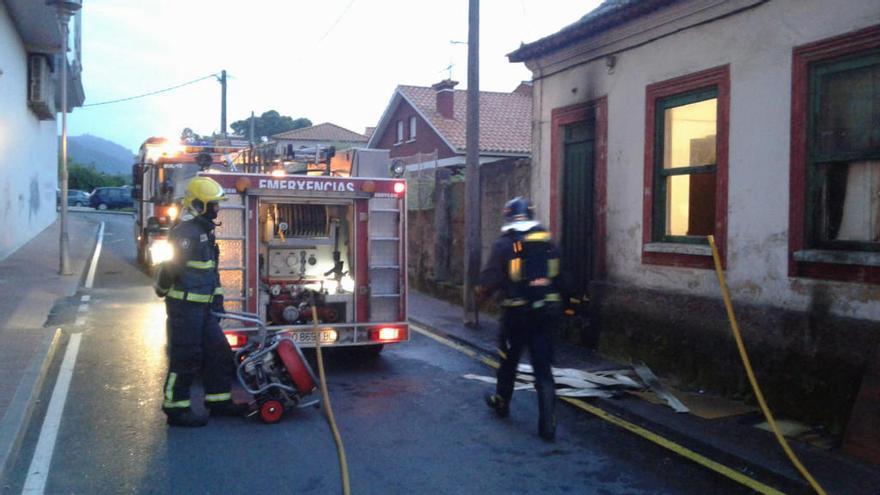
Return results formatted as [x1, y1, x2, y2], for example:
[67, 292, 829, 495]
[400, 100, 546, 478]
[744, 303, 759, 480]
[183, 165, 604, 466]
[89, 187, 133, 210]
[68, 189, 90, 207]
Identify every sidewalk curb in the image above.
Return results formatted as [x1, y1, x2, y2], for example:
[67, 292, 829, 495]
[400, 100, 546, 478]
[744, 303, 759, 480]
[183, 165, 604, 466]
[408, 316, 808, 494]
[0, 220, 100, 484]
[68, 208, 133, 216]
[0, 329, 62, 482]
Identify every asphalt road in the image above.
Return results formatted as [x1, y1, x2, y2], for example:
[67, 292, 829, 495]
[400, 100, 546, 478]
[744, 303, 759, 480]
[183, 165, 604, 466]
[4, 212, 751, 494]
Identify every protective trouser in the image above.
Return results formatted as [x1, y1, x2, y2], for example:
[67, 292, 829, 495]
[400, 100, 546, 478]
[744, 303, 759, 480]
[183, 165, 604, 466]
[162, 298, 235, 413]
[496, 306, 556, 432]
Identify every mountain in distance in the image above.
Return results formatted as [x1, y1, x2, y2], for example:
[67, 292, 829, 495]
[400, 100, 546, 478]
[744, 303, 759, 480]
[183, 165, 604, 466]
[67, 134, 135, 176]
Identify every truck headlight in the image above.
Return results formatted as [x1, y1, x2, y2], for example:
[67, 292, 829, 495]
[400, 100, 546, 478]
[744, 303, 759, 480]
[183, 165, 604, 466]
[149, 239, 173, 265]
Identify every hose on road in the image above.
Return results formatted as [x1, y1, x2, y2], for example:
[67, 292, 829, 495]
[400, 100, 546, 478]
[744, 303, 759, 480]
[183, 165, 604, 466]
[310, 295, 350, 495]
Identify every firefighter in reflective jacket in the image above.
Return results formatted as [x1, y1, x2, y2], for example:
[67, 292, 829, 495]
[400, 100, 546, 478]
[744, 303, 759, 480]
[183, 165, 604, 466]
[154, 177, 247, 427]
[477, 197, 562, 441]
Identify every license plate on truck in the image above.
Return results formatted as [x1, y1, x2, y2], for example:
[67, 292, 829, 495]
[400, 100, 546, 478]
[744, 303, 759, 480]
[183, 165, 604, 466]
[290, 329, 338, 345]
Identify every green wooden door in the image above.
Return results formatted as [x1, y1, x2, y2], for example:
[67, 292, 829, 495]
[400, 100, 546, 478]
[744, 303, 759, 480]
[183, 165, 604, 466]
[562, 115, 596, 299]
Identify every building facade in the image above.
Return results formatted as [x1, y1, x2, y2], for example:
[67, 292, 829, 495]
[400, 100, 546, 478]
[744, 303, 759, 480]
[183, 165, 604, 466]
[0, 1, 84, 260]
[510, 0, 880, 428]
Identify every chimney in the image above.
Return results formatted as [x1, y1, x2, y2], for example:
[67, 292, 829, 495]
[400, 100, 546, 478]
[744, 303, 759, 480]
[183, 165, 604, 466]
[432, 79, 458, 119]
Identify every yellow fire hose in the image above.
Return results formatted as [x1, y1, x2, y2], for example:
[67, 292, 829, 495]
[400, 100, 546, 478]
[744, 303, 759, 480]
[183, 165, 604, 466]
[707, 235, 826, 495]
[310, 300, 351, 495]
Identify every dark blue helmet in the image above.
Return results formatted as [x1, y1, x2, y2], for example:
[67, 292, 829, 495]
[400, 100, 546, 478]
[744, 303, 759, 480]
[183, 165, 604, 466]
[503, 197, 534, 223]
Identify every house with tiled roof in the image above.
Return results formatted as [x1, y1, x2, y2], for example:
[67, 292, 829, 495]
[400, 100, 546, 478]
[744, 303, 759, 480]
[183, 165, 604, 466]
[272, 122, 367, 157]
[509, 0, 880, 458]
[367, 80, 531, 166]
[367, 80, 533, 286]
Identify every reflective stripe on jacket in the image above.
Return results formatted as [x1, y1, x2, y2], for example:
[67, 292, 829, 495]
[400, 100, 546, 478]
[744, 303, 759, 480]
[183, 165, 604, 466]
[166, 217, 220, 304]
[480, 225, 562, 310]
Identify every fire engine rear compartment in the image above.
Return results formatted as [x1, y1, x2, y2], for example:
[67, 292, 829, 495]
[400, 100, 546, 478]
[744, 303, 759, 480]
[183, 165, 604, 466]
[257, 199, 356, 327]
[215, 185, 407, 348]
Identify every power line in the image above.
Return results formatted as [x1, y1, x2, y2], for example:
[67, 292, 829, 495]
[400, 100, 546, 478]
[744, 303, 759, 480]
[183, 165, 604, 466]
[82, 73, 219, 108]
[316, 0, 356, 44]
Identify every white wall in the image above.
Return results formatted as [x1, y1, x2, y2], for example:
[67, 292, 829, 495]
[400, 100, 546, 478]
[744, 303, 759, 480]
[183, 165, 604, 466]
[0, 4, 59, 260]
[528, 0, 880, 319]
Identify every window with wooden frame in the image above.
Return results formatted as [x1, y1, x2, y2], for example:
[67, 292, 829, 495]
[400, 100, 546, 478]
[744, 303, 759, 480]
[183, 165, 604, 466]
[807, 54, 880, 250]
[643, 66, 729, 269]
[653, 89, 718, 242]
[409, 116, 417, 141]
[790, 26, 880, 283]
[396, 120, 404, 144]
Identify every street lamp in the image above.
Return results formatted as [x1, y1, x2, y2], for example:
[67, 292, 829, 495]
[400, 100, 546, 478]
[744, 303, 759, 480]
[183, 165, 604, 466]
[47, 0, 82, 275]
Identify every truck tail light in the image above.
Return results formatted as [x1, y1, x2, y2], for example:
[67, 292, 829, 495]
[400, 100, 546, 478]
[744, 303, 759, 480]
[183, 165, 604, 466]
[393, 182, 405, 194]
[225, 332, 248, 349]
[369, 326, 407, 342]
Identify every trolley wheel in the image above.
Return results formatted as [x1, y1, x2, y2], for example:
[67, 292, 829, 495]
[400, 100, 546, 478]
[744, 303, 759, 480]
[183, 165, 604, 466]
[259, 400, 284, 424]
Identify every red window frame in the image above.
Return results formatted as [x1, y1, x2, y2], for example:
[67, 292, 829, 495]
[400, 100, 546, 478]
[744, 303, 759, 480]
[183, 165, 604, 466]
[789, 25, 880, 284]
[549, 97, 608, 279]
[642, 65, 730, 269]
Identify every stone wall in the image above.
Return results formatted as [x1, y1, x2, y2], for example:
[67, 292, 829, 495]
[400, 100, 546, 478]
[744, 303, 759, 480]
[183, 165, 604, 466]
[407, 158, 531, 297]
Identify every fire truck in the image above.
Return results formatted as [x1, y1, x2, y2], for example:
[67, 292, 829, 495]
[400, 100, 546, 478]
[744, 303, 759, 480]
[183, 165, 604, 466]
[132, 137, 249, 267]
[132, 138, 409, 354]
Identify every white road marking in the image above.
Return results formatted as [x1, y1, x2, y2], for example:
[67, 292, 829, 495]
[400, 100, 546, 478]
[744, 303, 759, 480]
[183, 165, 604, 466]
[74, 316, 85, 327]
[84, 222, 105, 290]
[77, 304, 88, 313]
[22, 333, 83, 495]
[80, 295, 90, 302]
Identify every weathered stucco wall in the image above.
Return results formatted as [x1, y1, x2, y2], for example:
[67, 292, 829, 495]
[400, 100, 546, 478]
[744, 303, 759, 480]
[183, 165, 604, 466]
[0, 5, 59, 260]
[528, 0, 880, 320]
[524, 0, 880, 427]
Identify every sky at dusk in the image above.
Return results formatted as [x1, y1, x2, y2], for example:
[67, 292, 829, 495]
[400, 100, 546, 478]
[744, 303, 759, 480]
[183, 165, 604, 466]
[68, 1, 601, 153]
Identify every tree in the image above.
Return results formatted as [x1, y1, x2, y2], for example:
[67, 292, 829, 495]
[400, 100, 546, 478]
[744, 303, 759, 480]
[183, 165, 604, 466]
[230, 110, 311, 140]
[67, 159, 127, 192]
[180, 127, 204, 142]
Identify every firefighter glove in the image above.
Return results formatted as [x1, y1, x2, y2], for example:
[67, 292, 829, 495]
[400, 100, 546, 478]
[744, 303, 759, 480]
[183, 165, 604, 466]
[211, 294, 225, 314]
[153, 264, 172, 298]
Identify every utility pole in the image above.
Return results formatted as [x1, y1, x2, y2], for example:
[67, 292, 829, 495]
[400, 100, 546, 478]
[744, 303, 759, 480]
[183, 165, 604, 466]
[249, 110, 255, 144]
[220, 69, 227, 137]
[49, 0, 82, 276]
[463, 0, 480, 327]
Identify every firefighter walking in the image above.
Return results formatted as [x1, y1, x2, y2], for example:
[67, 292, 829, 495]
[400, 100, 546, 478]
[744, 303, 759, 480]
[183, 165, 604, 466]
[154, 177, 247, 427]
[478, 197, 563, 441]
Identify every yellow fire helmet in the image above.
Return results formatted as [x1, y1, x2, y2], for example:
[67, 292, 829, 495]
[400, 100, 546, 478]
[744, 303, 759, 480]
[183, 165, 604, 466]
[182, 176, 227, 215]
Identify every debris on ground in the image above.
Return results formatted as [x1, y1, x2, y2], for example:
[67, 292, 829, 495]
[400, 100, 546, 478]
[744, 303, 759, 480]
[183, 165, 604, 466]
[633, 363, 689, 413]
[463, 362, 688, 409]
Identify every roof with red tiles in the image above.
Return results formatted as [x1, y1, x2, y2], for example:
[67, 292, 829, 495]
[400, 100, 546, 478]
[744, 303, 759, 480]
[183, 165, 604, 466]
[368, 83, 532, 155]
[272, 122, 367, 142]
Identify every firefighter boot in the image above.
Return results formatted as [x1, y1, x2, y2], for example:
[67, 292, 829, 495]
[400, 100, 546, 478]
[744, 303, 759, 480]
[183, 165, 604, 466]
[538, 414, 556, 442]
[208, 400, 251, 417]
[537, 388, 556, 442]
[166, 408, 208, 427]
[485, 394, 509, 418]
